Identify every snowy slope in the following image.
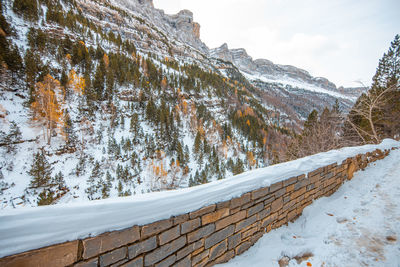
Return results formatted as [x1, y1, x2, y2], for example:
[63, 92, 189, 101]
[219, 147, 400, 267]
[0, 139, 398, 258]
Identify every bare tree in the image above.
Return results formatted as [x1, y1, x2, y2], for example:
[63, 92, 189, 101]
[345, 85, 397, 144]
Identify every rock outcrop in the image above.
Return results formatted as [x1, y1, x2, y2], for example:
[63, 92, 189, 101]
[211, 43, 338, 92]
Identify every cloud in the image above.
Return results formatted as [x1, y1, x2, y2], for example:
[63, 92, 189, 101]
[153, 0, 400, 87]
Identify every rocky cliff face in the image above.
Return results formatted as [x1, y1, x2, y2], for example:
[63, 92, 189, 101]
[211, 43, 338, 92]
[111, 0, 207, 54]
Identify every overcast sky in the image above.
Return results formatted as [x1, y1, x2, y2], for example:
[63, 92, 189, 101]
[153, 0, 399, 87]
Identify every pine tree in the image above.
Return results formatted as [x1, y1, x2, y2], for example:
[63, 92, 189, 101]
[63, 110, 77, 148]
[86, 161, 104, 200]
[13, 0, 38, 21]
[37, 189, 54, 206]
[28, 149, 53, 188]
[193, 131, 202, 154]
[4, 121, 22, 153]
[53, 171, 66, 191]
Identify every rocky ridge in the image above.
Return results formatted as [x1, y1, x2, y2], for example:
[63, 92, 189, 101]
[210, 43, 338, 92]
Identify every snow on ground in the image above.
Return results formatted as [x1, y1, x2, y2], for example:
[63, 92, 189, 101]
[0, 140, 398, 258]
[219, 148, 400, 267]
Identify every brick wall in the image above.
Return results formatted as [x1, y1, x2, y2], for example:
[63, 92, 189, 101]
[0, 148, 393, 267]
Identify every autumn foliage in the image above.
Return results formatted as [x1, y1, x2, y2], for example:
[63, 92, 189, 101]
[31, 74, 65, 144]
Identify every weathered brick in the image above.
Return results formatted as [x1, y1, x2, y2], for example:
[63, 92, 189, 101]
[254, 193, 273, 205]
[74, 258, 98, 267]
[155, 254, 176, 267]
[121, 256, 143, 267]
[189, 205, 216, 219]
[173, 214, 189, 225]
[195, 257, 209, 267]
[325, 172, 334, 179]
[205, 225, 235, 249]
[213, 250, 234, 265]
[202, 208, 229, 225]
[209, 240, 227, 261]
[82, 227, 139, 259]
[128, 236, 157, 259]
[241, 200, 255, 210]
[215, 210, 246, 230]
[269, 181, 283, 193]
[235, 215, 257, 233]
[173, 255, 191, 267]
[228, 232, 241, 250]
[294, 178, 309, 191]
[144, 236, 186, 266]
[177, 239, 203, 260]
[247, 203, 264, 217]
[241, 224, 258, 239]
[230, 193, 251, 209]
[187, 224, 215, 243]
[292, 187, 306, 199]
[308, 167, 323, 177]
[286, 184, 295, 193]
[250, 231, 263, 245]
[309, 173, 321, 183]
[235, 241, 251, 255]
[216, 201, 230, 210]
[191, 249, 209, 265]
[274, 188, 286, 198]
[181, 218, 201, 234]
[283, 194, 291, 203]
[283, 199, 296, 211]
[141, 219, 172, 239]
[261, 213, 277, 228]
[231, 207, 241, 214]
[192, 247, 204, 257]
[110, 259, 128, 267]
[159, 225, 180, 245]
[99, 247, 127, 267]
[251, 187, 269, 200]
[287, 209, 298, 221]
[306, 183, 315, 191]
[283, 176, 298, 187]
[271, 197, 283, 213]
[0, 240, 79, 267]
[263, 196, 275, 206]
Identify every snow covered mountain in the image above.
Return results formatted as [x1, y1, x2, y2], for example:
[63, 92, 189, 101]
[0, 0, 360, 209]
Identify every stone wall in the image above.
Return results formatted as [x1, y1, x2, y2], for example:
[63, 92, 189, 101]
[0, 148, 393, 267]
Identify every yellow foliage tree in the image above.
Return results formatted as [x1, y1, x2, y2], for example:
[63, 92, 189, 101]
[103, 53, 109, 68]
[31, 74, 64, 145]
[67, 69, 85, 95]
[160, 77, 168, 90]
[247, 151, 256, 169]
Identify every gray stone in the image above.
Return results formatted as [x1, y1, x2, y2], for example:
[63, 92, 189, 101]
[121, 256, 143, 267]
[144, 236, 186, 266]
[99, 247, 127, 267]
[181, 218, 200, 234]
[159, 225, 180, 245]
[204, 225, 234, 249]
[187, 224, 215, 243]
[128, 236, 157, 259]
[141, 219, 172, 239]
[154, 254, 176, 267]
[235, 215, 257, 232]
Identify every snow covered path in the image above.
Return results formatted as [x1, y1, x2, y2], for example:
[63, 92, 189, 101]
[219, 149, 400, 267]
